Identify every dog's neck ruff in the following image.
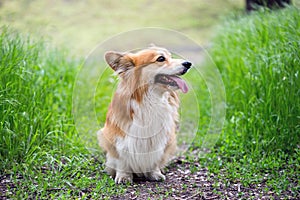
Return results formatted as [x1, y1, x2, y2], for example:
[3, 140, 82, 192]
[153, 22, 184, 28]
[129, 87, 177, 138]
[114, 86, 178, 173]
[112, 84, 178, 136]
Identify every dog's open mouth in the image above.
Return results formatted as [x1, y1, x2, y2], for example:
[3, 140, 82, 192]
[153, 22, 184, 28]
[155, 74, 188, 93]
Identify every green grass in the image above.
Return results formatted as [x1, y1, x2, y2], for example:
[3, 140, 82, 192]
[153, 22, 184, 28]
[203, 6, 300, 197]
[0, 27, 128, 199]
[1, 4, 300, 199]
[8, 154, 126, 199]
[211, 6, 300, 155]
[0, 27, 79, 167]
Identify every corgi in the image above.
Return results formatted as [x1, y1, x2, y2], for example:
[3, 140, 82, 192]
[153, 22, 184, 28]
[97, 46, 191, 184]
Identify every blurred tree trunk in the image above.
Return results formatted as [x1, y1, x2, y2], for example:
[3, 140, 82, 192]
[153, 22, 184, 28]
[246, 0, 291, 11]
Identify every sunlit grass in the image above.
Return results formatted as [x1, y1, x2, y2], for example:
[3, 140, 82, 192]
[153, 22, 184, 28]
[212, 6, 300, 155]
[0, 27, 82, 168]
[205, 6, 300, 197]
[0, 27, 122, 198]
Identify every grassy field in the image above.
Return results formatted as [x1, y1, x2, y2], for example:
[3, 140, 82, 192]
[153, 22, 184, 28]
[0, 0, 244, 55]
[1, 1, 300, 199]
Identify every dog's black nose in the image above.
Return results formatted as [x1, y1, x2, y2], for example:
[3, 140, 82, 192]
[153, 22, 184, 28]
[182, 61, 192, 69]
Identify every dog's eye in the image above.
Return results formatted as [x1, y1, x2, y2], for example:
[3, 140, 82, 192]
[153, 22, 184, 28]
[156, 56, 166, 62]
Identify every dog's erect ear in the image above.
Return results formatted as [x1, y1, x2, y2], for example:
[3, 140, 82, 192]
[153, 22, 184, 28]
[105, 51, 134, 74]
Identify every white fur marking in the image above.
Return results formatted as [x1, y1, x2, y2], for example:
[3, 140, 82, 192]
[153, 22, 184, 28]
[115, 87, 175, 174]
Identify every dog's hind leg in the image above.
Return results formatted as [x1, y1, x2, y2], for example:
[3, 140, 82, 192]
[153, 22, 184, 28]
[105, 154, 117, 178]
[97, 129, 119, 178]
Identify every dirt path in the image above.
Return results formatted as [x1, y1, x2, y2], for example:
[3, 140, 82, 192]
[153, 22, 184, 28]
[109, 154, 296, 200]
[1, 153, 298, 199]
[111, 156, 215, 200]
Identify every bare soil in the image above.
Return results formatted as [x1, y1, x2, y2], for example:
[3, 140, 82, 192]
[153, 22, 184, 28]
[110, 155, 299, 200]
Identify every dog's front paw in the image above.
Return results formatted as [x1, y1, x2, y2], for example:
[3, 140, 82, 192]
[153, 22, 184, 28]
[114, 172, 133, 184]
[148, 170, 166, 181]
[105, 167, 116, 178]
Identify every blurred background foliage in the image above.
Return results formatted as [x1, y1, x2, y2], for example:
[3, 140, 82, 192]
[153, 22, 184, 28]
[0, 0, 245, 55]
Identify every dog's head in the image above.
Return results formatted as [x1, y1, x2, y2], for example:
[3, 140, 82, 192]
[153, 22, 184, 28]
[105, 46, 191, 94]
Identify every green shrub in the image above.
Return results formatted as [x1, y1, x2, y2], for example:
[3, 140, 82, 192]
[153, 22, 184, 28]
[211, 7, 300, 155]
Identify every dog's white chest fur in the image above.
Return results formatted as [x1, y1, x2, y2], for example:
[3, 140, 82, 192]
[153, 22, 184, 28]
[116, 90, 176, 173]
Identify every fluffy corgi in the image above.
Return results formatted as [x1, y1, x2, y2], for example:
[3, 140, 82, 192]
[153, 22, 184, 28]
[97, 46, 191, 183]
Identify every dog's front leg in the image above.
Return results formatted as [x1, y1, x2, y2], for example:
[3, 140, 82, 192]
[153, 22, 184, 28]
[115, 170, 133, 184]
[113, 158, 133, 184]
[147, 168, 166, 181]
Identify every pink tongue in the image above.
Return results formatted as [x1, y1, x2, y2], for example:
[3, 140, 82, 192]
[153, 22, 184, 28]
[169, 76, 189, 93]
